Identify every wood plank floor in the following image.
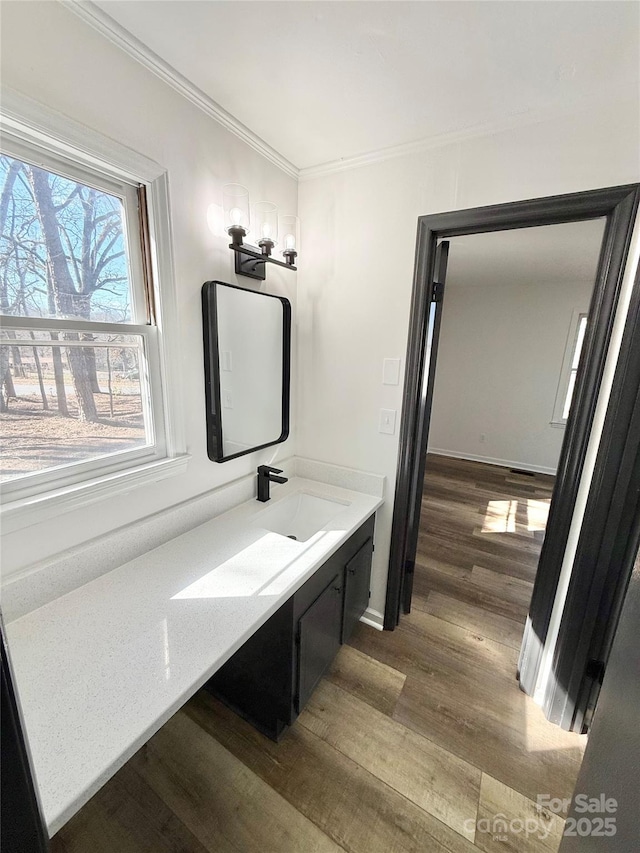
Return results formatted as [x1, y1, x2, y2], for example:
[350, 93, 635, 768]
[51, 455, 586, 853]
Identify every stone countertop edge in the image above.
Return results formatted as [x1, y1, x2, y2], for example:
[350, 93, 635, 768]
[5, 477, 383, 837]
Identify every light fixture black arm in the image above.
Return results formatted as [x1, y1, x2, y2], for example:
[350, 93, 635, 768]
[227, 225, 297, 281]
[229, 241, 297, 270]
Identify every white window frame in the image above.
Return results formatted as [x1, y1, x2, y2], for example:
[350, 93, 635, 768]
[0, 90, 188, 531]
[551, 310, 588, 428]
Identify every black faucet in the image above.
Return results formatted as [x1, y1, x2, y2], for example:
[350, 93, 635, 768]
[257, 465, 288, 502]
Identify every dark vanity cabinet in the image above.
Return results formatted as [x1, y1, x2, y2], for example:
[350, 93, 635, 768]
[342, 536, 375, 643]
[206, 513, 375, 740]
[297, 573, 343, 711]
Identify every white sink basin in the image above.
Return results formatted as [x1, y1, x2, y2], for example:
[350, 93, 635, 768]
[253, 492, 349, 542]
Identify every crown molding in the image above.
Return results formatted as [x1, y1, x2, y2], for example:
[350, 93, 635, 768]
[56, 2, 638, 185]
[298, 118, 528, 181]
[61, 0, 299, 181]
[299, 83, 640, 181]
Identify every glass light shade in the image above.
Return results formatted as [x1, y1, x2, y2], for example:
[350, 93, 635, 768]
[254, 201, 279, 244]
[222, 183, 250, 234]
[279, 214, 300, 256]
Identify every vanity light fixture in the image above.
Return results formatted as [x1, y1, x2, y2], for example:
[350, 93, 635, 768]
[222, 183, 299, 281]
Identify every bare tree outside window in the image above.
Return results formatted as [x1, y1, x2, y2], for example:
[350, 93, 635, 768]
[0, 153, 153, 486]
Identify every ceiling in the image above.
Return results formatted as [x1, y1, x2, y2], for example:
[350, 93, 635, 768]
[446, 218, 606, 288]
[91, 1, 639, 171]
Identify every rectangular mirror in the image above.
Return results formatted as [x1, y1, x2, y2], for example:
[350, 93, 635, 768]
[202, 280, 291, 462]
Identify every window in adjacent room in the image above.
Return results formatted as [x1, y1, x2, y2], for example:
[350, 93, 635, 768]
[0, 144, 169, 503]
[551, 311, 588, 427]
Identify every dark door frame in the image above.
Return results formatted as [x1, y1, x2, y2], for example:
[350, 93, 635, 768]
[545, 263, 640, 732]
[400, 239, 449, 615]
[385, 184, 639, 716]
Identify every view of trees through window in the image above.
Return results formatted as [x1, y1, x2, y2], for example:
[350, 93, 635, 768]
[0, 153, 150, 485]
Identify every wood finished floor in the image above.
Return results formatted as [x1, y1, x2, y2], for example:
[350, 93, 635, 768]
[51, 455, 586, 853]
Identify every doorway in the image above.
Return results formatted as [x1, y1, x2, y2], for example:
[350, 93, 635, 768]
[386, 185, 640, 734]
[412, 219, 604, 689]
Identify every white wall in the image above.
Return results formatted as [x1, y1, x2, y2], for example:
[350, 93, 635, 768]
[0, 1, 298, 578]
[1, 2, 638, 624]
[297, 98, 640, 616]
[428, 276, 594, 474]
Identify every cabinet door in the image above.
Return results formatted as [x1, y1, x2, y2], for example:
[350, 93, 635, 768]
[342, 536, 374, 643]
[297, 574, 342, 711]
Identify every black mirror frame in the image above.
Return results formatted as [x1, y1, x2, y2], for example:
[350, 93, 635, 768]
[202, 280, 291, 463]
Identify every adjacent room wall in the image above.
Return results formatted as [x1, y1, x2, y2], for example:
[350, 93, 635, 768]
[0, 1, 298, 578]
[297, 98, 640, 617]
[428, 276, 595, 474]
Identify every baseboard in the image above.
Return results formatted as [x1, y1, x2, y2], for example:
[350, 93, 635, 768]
[427, 447, 557, 477]
[360, 607, 384, 631]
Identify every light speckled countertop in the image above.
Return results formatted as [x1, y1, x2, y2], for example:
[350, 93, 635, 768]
[6, 477, 382, 836]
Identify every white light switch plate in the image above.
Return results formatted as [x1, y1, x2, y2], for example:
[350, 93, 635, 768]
[379, 408, 397, 435]
[382, 358, 401, 385]
[222, 390, 233, 409]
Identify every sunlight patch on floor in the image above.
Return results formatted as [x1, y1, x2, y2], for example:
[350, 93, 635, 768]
[527, 499, 550, 532]
[522, 688, 587, 756]
[481, 499, 550, 535]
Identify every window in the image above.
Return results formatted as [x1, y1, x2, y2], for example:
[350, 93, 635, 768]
[0, 127, 184, 511]
[552, 312, 588, 426]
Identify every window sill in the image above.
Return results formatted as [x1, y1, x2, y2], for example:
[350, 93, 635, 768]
[1, 454, 191, 534]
